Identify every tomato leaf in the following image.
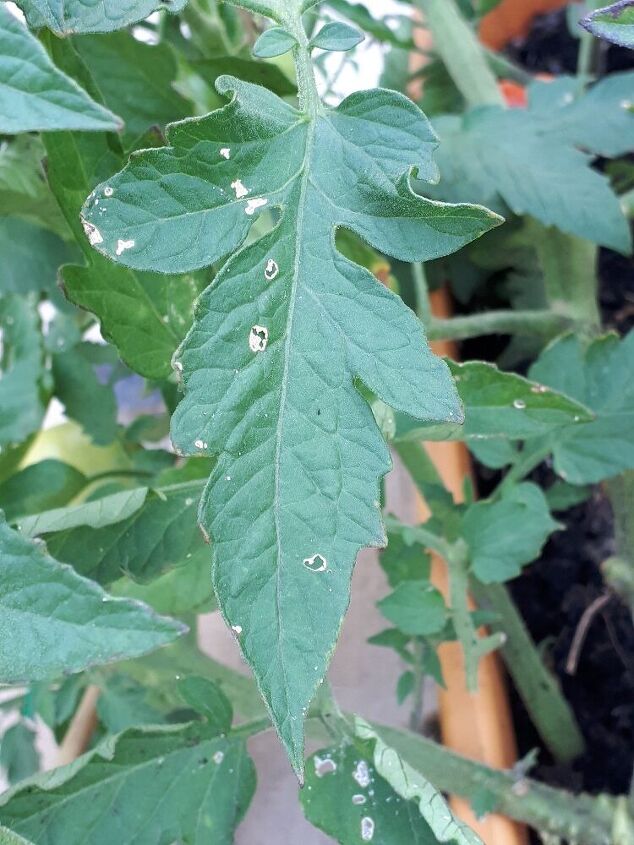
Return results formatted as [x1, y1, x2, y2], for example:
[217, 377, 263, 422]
[309, 21, 364, 52]
[581, 1, 634, 49]
[0, 515, 184, 684]
[394, 359, 594, 442]
[78, 19, 499, 773]
[0, 6, 121, 134]
[14, 0, 188, 35]
[0, 723, 255, 845]
[529, 332, 634, 483]
[0, 295, 45, 449]
[428, 107, 632, 253]
[462, 483, 560, 583]
[43, 481, 207, 586]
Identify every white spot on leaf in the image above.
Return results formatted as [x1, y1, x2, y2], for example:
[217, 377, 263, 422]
[314, 755, 337, 777]
[82, 219, 103, 246]
[304, 553, 327, 572]
[265, 259, 279, 281]
[194, 439, 208, 450]
[220, 147, 231, 159]
[231, 179, 249, 199]
[361, 817, 375, 841]
[513, 399, 526, 410]
[104, 185, 113, 197]
[231, 624, 242, 635]
[245, 197, 268, 216]
[352, 794, 367, 805]
[249, 325, 269, 353]
[116, 238, 135, 256]
[353, 760, 371, 788]
[213, 751, 224, 764]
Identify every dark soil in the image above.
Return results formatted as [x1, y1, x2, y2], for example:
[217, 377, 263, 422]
[508, 488, 634, 797]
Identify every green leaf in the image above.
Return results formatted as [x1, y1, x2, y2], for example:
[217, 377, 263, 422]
[79, 67, 498, 772]
[529, 73, 634, 158]
[110, 550, 215, 615]
[0, 722, 256, 845]
[468, 438, 518, 470]
[191, 56, 296, 98]
[462, 483, 560, 583]
[378, 581, 446, 637]
[353, 718, 484, 845]
[42, 35, 205, 381]
[15, 0, 188, 35]
[0, 138, 69, 237]
[253, 26, 298, 58]
[0, 460, 87, 522]
[581, 1, 634, 48]
[379, 532, 431, 588]
[0, 826, 33, 845]
[73, 32, 192, 148]
[301, 741, 439, 844]
[0, 218, 76, 296]
[545, 480, 592, 511]
[0, 295, 45, 449]
[0, 723, 40, 785]
[529, 332, 634, 483]
[179, 676, 233, 734]
[326, 0, 415, 48]
[0, 515, 184, 684]
[17, 487, 148, 538]
[310, 21, 364, 52]
[396, 670, 415, 704]
[44, 481, 207, 586]
[0, 7, 121, 134]
[52, 343, 118, 446]
[428, 107, 632, 253]
[368, 628, 414, 663]
[395, 359, 594, 442]
[96, 676, 165, 733]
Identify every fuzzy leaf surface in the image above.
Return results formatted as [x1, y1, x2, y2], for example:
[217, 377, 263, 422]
[14, 0, 188, 35]
[0, 7, 121, 133]
[0, 515, 184, 684]
[0, 723, 255, 845]
[80, 73, 498, 773]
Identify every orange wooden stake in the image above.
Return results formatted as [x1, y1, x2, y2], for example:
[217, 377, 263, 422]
[480, 0, 570, 50]
[418, 290, 529, 845]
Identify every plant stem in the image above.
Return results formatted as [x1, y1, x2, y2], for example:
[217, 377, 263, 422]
[412, 262, 432, 325]
[531, 222, 601, 334]
[410, 640, 426, 731]
[416, 0, 504, 109]
[373, 721, 618, 845]
[494, 440, 554, 499]
[426, 309, 567, 342]
[606, 471, 634, 616]
[471, 581, 586, 762]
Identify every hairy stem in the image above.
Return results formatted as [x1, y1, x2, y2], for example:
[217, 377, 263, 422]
[373, 722, 618, 845]
[471, 581, 586, 762]
[426, 309, 568, 342]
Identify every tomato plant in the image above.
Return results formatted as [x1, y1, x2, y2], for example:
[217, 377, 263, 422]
[0, 0, 632, 843]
